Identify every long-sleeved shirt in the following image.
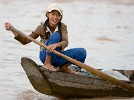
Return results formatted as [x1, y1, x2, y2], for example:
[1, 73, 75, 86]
[14, 22, 68, 51]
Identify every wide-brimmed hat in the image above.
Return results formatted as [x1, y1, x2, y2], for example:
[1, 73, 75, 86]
[46, 3, 63, 15]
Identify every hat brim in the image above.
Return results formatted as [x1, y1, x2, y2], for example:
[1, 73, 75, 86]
[48, 9, 63, 15]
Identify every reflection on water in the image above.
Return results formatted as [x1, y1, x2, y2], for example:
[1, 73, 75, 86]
[0, 0, 134, 100]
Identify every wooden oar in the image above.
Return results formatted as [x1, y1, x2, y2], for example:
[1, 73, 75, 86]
[10, 27, 134, 91]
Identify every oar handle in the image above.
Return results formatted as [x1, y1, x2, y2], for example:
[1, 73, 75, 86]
[10, 27, 134, 91]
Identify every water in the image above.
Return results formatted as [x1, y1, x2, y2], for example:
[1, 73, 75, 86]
[0, 0, 134, 100]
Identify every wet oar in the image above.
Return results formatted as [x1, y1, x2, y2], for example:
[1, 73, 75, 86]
[10, 27, 134, 91]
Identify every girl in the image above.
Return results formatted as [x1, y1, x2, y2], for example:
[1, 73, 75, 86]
[5, 3, 87, 74]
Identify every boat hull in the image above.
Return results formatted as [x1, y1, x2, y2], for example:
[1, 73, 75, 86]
[21, 57, 134, 98]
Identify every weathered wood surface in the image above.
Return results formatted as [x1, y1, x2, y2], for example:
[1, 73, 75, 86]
[21, 57, 134, 98]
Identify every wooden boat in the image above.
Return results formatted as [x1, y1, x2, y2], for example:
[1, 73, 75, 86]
[21, 57, 134, 98]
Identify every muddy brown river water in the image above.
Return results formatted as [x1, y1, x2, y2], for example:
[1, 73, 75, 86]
[0, 0, 134, 100]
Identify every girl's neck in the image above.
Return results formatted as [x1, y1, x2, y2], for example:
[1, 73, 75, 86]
[49, 23, 56, 28]
[48, 24, 56, 33]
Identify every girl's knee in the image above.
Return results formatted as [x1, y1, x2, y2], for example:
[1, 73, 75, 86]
[78, 48, 87, 57]
[50, 32, 61, 42]
[76, 48, 87, 62]
[46, 32, 61, 45]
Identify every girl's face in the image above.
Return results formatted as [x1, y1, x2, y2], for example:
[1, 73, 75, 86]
[46, 10, 62, 27]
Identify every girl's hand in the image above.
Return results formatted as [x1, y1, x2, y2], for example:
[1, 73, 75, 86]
[5, 22, 13, 30]
[47, 43, 60, 52]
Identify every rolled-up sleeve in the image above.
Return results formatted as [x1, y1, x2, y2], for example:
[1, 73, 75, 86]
[60, 23, 68, 50]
